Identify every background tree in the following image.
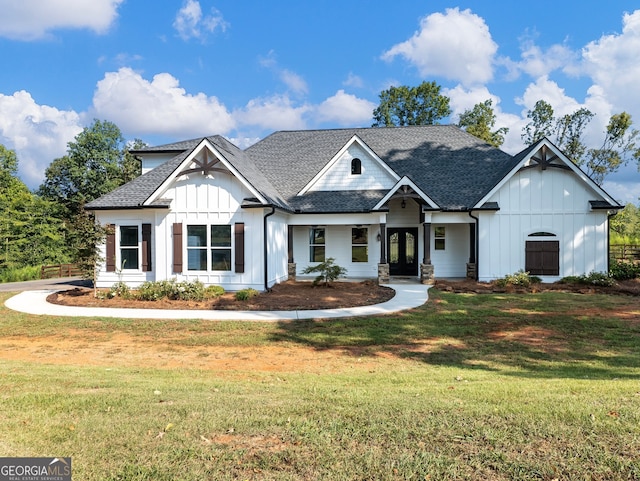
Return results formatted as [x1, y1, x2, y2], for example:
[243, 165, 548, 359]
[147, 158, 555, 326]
[610, 203, 640, 243]
[372, 81, 451, 127]
[457, 99, 509, 147]
[522, 101, 640, 185]
[521, 100, 555, 145]
[0, 145, 67, 272]
[39, 119, 142, 218]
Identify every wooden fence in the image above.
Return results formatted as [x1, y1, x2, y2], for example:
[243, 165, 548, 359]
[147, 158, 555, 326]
[609, 244, 640, 262]
[40, 263, 83, 279]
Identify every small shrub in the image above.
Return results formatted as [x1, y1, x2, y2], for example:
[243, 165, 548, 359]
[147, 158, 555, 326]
[583, 271, 616, 287]
[137, 280, 174, 301]
[204, 285, 225, 299]
[560, 271, 616, 287]
[109, 281, 131, 299]
[235, 288, 259, 301]
[609, 260, 640, 281]
[0, 266, 41, 283]
[495, 270, 539, 288]
[301, 257, 348, 286]
[170, 280, 205, 301]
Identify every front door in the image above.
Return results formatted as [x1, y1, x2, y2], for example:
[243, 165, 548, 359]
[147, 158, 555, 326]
[388, 228, 418, 276]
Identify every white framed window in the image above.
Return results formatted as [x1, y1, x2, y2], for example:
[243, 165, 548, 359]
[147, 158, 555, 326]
[351, 227, 368, 262]
[309, 227, 325, 262]
[187, 224, 232, 271]
[119, 225, 140, 270]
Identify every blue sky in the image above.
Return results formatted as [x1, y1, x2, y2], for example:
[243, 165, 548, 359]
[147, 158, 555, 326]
[1, 0, 639, 204]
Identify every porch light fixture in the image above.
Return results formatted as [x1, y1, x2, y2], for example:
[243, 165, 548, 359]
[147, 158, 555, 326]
[401, 198, 406, 208]
[376, 232, 381, 242]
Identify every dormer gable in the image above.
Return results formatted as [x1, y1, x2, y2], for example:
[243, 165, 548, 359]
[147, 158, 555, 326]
[298, 135, 399, 195]
[372, 176, 440, 211]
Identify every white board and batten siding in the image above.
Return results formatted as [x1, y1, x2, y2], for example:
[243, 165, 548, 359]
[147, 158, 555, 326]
[164, 172, 266, 290]
[306, 144, 396, 192]
[292, 225, 380, 279]
[478, 167, 609, 282]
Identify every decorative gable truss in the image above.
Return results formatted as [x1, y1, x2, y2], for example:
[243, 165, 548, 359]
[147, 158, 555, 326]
[373, 176, 440, 212]
[298, 135, 399, 194]
[144, 138, 268, 208]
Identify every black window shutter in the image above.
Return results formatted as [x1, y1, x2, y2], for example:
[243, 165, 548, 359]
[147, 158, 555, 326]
[106, 224, 116, 272]
[234, 223, 245, 273]
[173, 223, 183, 273]
[142, 224, 152, 272]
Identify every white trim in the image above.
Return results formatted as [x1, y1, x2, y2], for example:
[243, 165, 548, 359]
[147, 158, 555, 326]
[473, 138, 621, 209]
[372, 176, 440, 211]
[145, 138, 268, 206]
[298, 135, 400, 195]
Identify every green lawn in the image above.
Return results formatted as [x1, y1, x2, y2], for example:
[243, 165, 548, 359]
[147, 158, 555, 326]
[0, 290, 639, 480]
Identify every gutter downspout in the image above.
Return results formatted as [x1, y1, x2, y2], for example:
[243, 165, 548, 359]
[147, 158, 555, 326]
[263, 206, 276, 292]
[468, 210, 479, 281]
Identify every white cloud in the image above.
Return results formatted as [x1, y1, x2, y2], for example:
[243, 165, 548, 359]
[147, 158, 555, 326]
[259, 51, 308, 95]
[235, 95, 310, 131]
[315, 90, 376, 126]
[173, 0, 228, 41]
[343, 73, 364, 89]
[517, 39, 576, 78]
[381, 8, 497, 86]
[580, 10, 640, 117]
[91, 68, 235, 137]
[0, 0, 123, 40]
[0, 90, 82, 187]
[280, 69, 308, 95]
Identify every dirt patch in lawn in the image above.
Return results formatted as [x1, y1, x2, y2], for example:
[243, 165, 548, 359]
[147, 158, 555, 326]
[48, 280, 396, 311]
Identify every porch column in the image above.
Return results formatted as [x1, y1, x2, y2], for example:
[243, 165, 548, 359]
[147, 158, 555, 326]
[420, 222, 434, 284]
[287, 226, 296, 280]
[378, 223, 389, 283]
[466, 222, 477, 279]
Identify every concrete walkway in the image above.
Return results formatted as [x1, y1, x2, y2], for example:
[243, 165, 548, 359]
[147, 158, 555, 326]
[4, 283, 430, 321]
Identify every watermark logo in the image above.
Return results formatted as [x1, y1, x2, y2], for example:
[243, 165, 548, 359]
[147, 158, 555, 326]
[0, 458, 71, 481]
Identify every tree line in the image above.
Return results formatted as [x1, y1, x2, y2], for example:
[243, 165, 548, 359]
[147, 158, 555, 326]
[1, 83, 639, 280]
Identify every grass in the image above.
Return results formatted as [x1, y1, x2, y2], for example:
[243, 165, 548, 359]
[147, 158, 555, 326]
[0, 289, 639, 480]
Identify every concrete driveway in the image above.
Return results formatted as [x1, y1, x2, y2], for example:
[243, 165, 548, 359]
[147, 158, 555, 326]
[0, 277, 91, 292]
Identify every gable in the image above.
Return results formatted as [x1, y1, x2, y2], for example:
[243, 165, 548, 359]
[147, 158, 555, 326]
[475, 139, 621, 210]
[300, 135, 398, 194]
[145, 139, 268, 208]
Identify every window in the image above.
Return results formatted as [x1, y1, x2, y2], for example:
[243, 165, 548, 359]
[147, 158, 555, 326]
[210, 225, 232, 270]
[119, 225, 139, 270]
[434, 226, 445, 250]
[309, 227, 325, 262]
[351, 158, 362, 175]
[187, 224, 232, 271]
[352, 227, 368, 262]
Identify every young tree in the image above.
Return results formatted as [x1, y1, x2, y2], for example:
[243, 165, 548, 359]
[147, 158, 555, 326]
[68, 210, 107, 297]
[458, 99, 509, 147]
[522, 102, 640, 185]
[521, 100, 555, 145]
[372, 81, 451, 127]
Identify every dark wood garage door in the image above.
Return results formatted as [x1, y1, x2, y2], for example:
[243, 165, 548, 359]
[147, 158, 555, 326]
[525, 240, 559, 276]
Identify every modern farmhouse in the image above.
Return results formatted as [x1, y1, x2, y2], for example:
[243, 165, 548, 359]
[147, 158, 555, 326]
[85, 125, 621, 290]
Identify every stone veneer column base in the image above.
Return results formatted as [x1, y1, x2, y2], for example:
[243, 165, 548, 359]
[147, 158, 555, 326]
[288, 263, 296, 281]
[466, 262, 477, 280]
[420, 263, 435, 284]
[378, 263, 390, 284]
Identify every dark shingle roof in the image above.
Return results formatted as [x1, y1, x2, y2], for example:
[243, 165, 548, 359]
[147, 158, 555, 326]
[247, 125, 518, 210]
[88, 126, 522, 212]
